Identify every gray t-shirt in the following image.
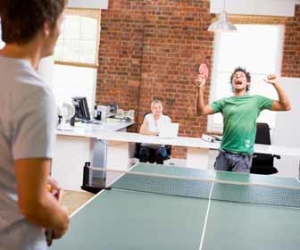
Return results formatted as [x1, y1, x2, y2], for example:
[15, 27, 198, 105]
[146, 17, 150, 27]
[0, 56, 57, 249]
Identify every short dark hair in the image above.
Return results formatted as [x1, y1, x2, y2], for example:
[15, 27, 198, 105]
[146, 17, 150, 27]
[0, 0, 66, 45]
[230, 67, 251, 92]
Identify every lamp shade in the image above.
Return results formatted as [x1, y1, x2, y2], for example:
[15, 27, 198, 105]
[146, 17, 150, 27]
[208, 10, 237, 32]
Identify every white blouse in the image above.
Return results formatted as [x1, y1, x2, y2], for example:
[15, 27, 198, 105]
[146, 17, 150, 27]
[141, 113, 171, 148]
[144, 113, 171, 134]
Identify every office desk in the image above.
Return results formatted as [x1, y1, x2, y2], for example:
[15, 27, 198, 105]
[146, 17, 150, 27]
[50, 163, 300, 250]
[53, 127, 300, 190]
[53, 121, 134, 191]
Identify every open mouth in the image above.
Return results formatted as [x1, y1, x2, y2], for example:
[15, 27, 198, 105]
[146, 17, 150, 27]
[235, 80, 242, 85]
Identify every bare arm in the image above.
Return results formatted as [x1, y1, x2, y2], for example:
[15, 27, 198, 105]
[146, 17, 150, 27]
[195, 74, 214, 115]
[264, 75, 291, 111]
[140, 118, 158, 136]
[15, 158, 69, 239]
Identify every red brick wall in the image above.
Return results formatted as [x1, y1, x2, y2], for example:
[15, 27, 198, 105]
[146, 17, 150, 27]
[282, 5, 300, 77]
[97, 1, 300, 158]
[96, 1, 145, 118]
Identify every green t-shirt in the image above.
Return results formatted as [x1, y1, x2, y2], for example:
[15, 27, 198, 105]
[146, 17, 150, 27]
[211, 94, 273, 154]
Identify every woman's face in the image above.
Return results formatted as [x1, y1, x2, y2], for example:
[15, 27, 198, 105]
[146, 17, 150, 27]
[152, 103, 163, 117]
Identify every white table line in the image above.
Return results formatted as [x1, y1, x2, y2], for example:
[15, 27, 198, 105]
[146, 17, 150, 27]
[199, 171, 216, 250]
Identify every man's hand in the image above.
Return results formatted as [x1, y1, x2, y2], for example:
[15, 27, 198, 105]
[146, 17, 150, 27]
[46, 177, 69, 245]
[47, 176, 61, 201]
[195, 74, 206, 89]
[52, 205, 69, 239]
[264, 74, 279, 85]
[45, 202, 69, 246]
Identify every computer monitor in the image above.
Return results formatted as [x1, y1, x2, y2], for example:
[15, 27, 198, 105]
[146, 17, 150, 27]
[72, 96, 91, 123]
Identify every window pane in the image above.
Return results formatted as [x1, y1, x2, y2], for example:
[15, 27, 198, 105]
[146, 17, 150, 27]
[52, 65, 96, 110]
[54, 9, 100, 65]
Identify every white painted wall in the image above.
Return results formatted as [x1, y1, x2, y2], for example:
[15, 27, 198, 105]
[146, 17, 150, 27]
[273, 77, 300, 177]
[210, 0, 297, 17]
[273, 77, 300, 147]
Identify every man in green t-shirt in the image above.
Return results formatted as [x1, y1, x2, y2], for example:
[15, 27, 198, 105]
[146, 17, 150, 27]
[196, 67, 291, 172]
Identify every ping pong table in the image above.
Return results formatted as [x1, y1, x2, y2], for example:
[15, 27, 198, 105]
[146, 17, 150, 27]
[51, 162, 300, 250]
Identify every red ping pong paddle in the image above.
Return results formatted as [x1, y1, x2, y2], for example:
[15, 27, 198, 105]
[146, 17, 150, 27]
[199, 64, 209, 80]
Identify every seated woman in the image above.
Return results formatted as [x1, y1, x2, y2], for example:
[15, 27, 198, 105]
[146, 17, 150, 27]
[139, 100, 171, 164]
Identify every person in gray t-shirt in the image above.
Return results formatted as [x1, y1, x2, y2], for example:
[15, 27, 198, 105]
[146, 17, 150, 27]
[0, 1, 69, 249]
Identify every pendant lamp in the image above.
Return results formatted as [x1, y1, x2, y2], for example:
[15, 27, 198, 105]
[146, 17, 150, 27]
[208, 0, 237, 32]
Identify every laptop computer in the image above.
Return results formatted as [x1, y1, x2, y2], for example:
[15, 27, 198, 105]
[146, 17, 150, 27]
[158, 123, 179, 138]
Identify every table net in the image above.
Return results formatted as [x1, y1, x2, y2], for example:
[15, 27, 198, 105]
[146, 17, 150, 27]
[89, 163, 300, 208]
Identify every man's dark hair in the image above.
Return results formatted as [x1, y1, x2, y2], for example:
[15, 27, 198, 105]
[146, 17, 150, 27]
[0, 0, 66, 45]
[230, 67, 251, 92]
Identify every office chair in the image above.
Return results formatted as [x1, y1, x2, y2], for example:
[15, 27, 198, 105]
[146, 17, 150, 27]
[134, 143, 171, 162]
[250, 122, 280, 175]
[134, 112, 172, 163]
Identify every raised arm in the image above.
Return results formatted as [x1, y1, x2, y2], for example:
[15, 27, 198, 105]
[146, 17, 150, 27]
[264, 74, 291, 111]
[195, 74, 214, 115]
